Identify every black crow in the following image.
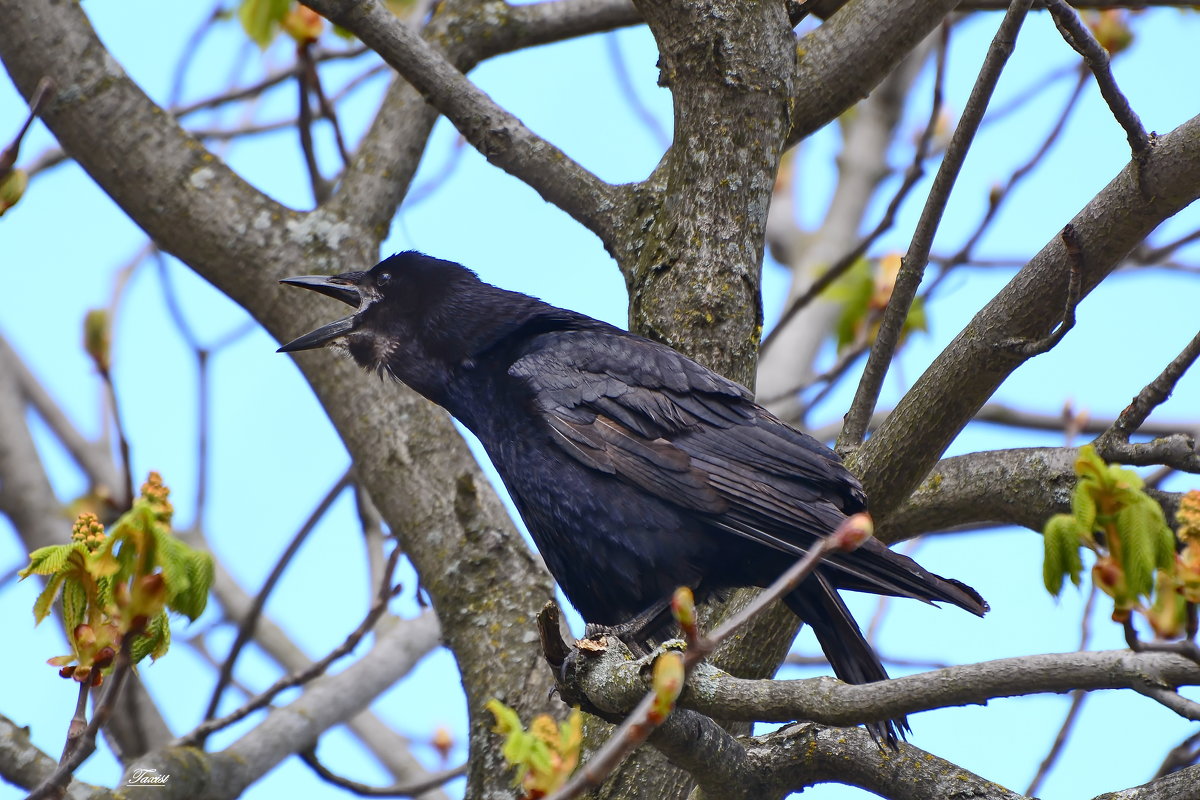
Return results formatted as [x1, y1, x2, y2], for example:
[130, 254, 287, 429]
[279, 251, 987, 744]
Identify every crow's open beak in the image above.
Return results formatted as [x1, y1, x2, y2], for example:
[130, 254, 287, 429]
[277, 272, 366, 353]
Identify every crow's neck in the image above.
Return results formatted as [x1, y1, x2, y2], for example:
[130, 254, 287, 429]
[425, 288, 574, 365]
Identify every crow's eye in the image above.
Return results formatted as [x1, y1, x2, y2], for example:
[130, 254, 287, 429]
[376, 270, 391, 286]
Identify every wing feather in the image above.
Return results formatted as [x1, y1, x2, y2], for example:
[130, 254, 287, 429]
[509, 327, 986, 614]
[511, 328, 856, 536]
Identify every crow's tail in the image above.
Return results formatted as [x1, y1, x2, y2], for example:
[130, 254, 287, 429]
[785, 574, 909, 748]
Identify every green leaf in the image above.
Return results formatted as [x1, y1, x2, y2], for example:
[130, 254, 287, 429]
[1142, 496, 1177, 571]
[1107, 463, 1144, 491]
[19, 544, 75, 578]
[96, 574, 116, 611]
[238, 0, 291, 48]
[131, 611, 171, 664]
[173, 550, 214, 621]
[1042, 514, 1080, 596]
[32, 573, 67, 624]
[1072, 481, 1097, 534]
[1117, 503, 1156, 598]
[155, 528, 190, 599]
[486, 699, 523, 735]
[1074, 445, 1107, 483]
[61, 580, 88, 636]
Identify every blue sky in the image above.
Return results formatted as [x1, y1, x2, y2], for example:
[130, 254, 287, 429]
[2, 4, 1199, 799]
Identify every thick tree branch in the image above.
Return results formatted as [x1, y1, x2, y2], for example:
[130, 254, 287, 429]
[100, 611, 442, 800]
[328, 0, 642, 231]
[0, 714, 112, 799]
[750, 723, 1025, 800]
[787, 0, 958, 145]
[875, 446, 1186, 543]
[852, 110, 1200, 519]
[307, 0, 622, 247]
[1093, 765, 1200, 800]
[573, 648, 1200, 729]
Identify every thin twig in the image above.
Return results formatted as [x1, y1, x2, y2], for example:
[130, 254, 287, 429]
[1135, 228, 1200, 266]
[759, 337, 870, 411]
[296, 44, 331, 205]
[187, 64, 388, 143]
[202, 467, 355, 722]
[300, 748, 466, 797]
[938, 69, 1087, 275]
[761, 23, 950, 355]
[605, 31, 670, 150]
[403, 136, 469, 209]
[1042, 0, 1150, 159]
[304, 47, 352, 166]
[356, 482, 388, 599]
[177, 544, 404, 748]
[171, 45, 370, 119]
[980, 59, 1079, 127]
[25, 633, 138, 800]
[154, 250, 202, 350]
[1024, 689, 1088, 794]
[1025, 585, 1098, 795]
[1097, 329, 1200, 447]
[0, 76, 54, 178]
[839, 0, 1035, 450]
[168, 3, 224, 109]
[97, 359, 134, 514]
[792, 341, 872, 418]
[192, 349, 212, 534]
[1155, 729, 1200, 778]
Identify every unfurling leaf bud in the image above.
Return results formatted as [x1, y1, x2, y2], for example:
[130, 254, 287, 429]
[671, 587, 697, 639]
[1093, 557, 1123, 592]
[84, 309, 111, 373]
[93, 646, 116, 671]
[832, 513, 873, 552]
[282, 4, 323, 44]
[650, 652, 684, 723]
[1084, 10, 1134, 56]
[0, 167, 26, 216]
[431, 725, 454, 761]
[73, 624, 96, 650]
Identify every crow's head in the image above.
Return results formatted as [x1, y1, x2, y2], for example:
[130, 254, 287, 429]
[279, 249, 481, 346]
[277, 251, 503, 403]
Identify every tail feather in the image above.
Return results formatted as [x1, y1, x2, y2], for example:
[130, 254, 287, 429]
[825, 538, 988, 616]
[785, 574, 909, 748]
